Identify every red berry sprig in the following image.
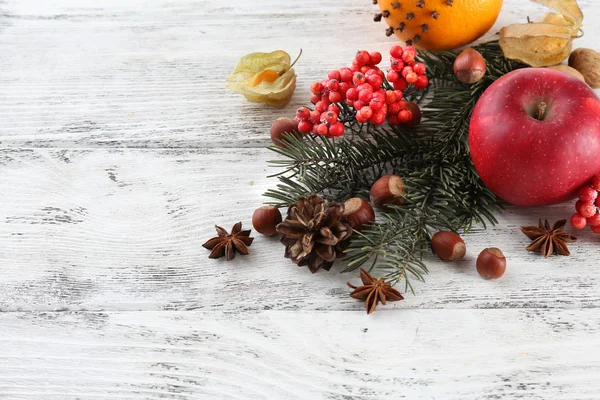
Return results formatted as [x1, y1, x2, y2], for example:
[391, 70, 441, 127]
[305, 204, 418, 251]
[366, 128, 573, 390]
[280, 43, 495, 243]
[570, 174, 600, 233]
[294, 45, 429, 137]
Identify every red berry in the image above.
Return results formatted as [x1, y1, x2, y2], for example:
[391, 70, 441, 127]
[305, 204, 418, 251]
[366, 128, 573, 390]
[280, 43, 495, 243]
[309, 110, 321, 124]
[353, 72, 366, 85]
[579, 202, 597, 218]
[360, 106, 373, 119]
[321, 111, 338, 124]
[370, 110, 387, 125]
[592, 224, 600, 234]
[310, 93, 322, 104]
[394, 90, 404, 99]
[579, 186, 598, 202]
[328, 70, 341, 81]
[390, 58, 405, 72]
[350, 63, 360, 73]
[570, 213, 587, 229]
[315, 101, 329, 113]
[369, 98, 384, 111]
[296, 107, 310, 120]
[346, 100, 354, 107]
[339, 67, 353, 82]
[388, 102, 401, 115]
[414, 75, 429, 89]
[346, 88, 359, 101]
[338, 82, 350, 95]
[587, 213, 600, 227]
[405, 72, 418, 84]
[412, 62, 426, 75]
[328, 104, 341, 114]
[388, 115, 400, 125]
[390, 45, 404, 59]
[353, 100, 365, 110]
[398, 110, 413, 123]
[297, 120, 313, 133]
[327, 79, 339, 91]
[365, 68, 379, 77]
[316, 123, 329, 136]
[596, 197, 600, 207]
[355, 50, 370, 66]
[397, 100, 408, 110]
[367, 75, 383, 89]
[402, 46, 417, 63]
[360, 66, 371, 74]
[355, 112, 368, 124]
[329, 91, 343, 103]
[356, 83, 374, 93]
[402, 66, 414, 78]
[393, 78, 408, 91]
[359, 89, 373, 103]
[387, 70, 399, 83]
[329, 122, 344, 137]
[369, 51, 383, 65]
[385, 91, 397, 104]
[310, 82, 324, 94]
[592, 175, 600, 191]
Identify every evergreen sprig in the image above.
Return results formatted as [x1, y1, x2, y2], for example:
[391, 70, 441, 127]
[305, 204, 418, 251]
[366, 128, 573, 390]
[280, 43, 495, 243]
[264, 41, 527, 293]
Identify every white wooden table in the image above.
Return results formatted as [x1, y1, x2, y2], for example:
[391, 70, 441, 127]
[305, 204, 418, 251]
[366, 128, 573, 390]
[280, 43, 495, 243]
[1, 1, 599, 398]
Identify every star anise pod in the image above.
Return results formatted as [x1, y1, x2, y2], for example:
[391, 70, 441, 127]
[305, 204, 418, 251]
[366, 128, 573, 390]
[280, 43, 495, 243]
[203, 222, 253, 261]
[347, 269, 404, 314]
[520, 219, 576, 257]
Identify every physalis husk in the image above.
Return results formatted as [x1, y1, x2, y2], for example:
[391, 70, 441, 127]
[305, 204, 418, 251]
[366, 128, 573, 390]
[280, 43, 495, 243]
[226, 50, 300, 107]
[499, 0, 583, 67]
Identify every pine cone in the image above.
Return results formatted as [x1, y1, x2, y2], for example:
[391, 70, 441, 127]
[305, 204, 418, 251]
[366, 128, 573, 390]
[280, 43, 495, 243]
[277, 194, 353, 273]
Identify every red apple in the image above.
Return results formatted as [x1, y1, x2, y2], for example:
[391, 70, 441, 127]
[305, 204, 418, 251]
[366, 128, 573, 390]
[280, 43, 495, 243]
[469, 68, 600, 207]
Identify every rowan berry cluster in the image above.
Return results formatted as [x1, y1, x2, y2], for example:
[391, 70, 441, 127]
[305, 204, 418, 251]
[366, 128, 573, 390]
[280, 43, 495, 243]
[570, 175, 600, 233]
[294, 45, 429, 137]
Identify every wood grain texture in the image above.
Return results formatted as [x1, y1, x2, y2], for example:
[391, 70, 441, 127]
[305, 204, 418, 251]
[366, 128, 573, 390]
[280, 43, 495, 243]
[1, 0, 600, 398]
[0, 309, 599, 399]
[0, 0, 597, 148]
[0, 148, 598, 313]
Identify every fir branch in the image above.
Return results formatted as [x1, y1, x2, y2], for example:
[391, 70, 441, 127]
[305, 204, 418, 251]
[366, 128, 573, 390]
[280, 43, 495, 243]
[264, 40, 527, 292]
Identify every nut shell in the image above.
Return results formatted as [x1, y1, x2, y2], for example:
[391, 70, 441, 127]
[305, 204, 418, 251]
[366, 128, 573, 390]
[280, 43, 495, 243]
[370, 174, 405, 207]
[271, 118, 300, 147]
[569, 48, 600, 89]
[252, 205, 283, 236]
[431, 231, 466, 261]
[476, 247, 506, 279]
[454, 48, 487, 84]
[343, 198, 376, 231]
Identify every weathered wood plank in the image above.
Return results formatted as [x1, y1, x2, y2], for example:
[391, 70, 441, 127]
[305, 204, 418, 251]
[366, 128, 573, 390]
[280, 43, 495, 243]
[0, 0, 597, 148]
[0, 310, 598, 399]
[0, 148, 597, 312]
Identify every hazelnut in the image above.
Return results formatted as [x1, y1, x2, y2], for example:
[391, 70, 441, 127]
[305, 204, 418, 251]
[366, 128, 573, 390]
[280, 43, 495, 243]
[270, 118, 300, 147]
[370, 174, 405, 207]
[454, 48, 487, 84]
[431, 231, 466, 261]
[476, 248, 506, 279]
[252, 205, 282, 236]
[343, 198, 375, 231]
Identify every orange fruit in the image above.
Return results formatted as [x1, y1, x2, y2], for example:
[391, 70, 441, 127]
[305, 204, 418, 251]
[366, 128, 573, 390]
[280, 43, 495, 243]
[376, 0, 503, 51]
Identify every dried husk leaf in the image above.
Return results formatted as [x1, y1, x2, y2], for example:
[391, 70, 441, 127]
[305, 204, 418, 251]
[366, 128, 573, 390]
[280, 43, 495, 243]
[500, 0, 583, 67]
[531, 0, 583, 28]
[226, 50, 297, 107]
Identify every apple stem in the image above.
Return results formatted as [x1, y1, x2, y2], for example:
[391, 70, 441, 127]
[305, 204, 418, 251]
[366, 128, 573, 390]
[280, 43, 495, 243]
[537, 102, 547, 121]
